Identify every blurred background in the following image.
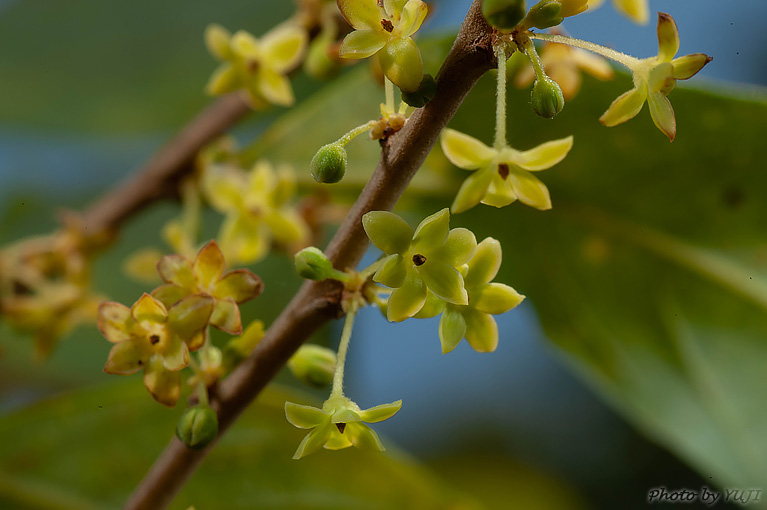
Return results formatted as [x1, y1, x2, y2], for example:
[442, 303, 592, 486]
[1, 1, 765, 509]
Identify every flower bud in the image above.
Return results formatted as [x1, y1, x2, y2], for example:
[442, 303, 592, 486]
[525, 0, 563, 29]
[531, 76, 565, 119]
[482, 0, 527, 30]
[294, 247, 335, 280]
[310, 143, 347, 184]
[304, 32, 340, 80]
[401, 74, 437, 108]
[176, 406, 218, 450]
[378, 38, 423, 93]
[287, 344, 337, 388]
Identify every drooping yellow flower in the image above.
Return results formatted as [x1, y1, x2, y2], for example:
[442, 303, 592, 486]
[440, 129, 573, 213]
[599, 13, 712, 141]
[205, 23, 307, 108]
[337, 0, 428, 91]
[588, 0, 649, 25]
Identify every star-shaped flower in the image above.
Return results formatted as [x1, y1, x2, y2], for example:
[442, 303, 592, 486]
[337, 0, 428, 91]
[416, 238, 525, 354]
[205, 23, 307, 108]
[587, 0, 648, 25]
[285, 396, 402, 459]
[440, 129, 573, 213]
[363, 209, 477, 322]
[151, 241, 263, 338]
[201, 160, 310, 264]
[98, 293, 214, 406]
[599, 13, 712, 141]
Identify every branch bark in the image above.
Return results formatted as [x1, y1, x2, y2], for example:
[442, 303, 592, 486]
[124, 2, 495, 508]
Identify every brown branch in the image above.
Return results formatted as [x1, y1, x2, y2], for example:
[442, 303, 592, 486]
[124, 2, 496, 509]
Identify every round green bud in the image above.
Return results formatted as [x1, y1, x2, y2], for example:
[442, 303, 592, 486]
[482, 0, 527, 29]
[176, 406, 218, 450]
[525, 0, 563, 29]
[311, 143, 347, 184]
[378, 37, 424, 93]
[531, 76, 565, 119]
[294, 247, 335, 280]
[287, 344, 337, 388]
[401, 74, 437, 108]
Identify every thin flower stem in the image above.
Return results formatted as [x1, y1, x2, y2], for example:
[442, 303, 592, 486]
[385, 76, 395, 115]
[358, 257, 385, 280]
[330, 306, 358, 398]
[522, 39, 546, 79]
[337, 121, 378, 146]
[529, 32, 641, 69]
[196, 379, 209, 407]
[494, 44, 507, 151]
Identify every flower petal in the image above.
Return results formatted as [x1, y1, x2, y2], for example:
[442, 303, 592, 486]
[337, 0, 387, 31]
[261, 24, 307, 74]
[285, 402, 329, 429]
[387, 276, 427, 322]
[436, 228, 477, 267]
[655, 12, 679, 61]
[131, 293, 167, 323]
[413, 291, 446, 319]
[157, 254, 195, 288]
[440, 129, 496, 170]
[256, 67, 294, 106]
[143, 357, 181, 407]
[230, 30, 260, 59]
[463, 310, 499, 353]
[339, 30, 389, 59]
[481, 174, 517, 208]
[210, 297, 242, 335]
[384, 0, 407, 17]
[598, 86, 647, 127]
[293, 424, 333, 459]
[265, 209, 308, 246]
[201, 165, 245, 213]
[439, 309, 466, 354]
[399, 0, 428, 37]
[412, 208, 450, 251]
[647, 90, 676, 141]
[671, 53, 712, 80]
[362, 211, 413, 255]
[97, 302, 134, 343]
[324, 427, 354, 450]
[373, 254, 407, 288]
[205, 24, 232, 60]
[419, 260, 468, 305]
[508, 170, 552, 210]
[464, 237, 503, 288]
[160, 335, 190, 372]
[220, 214, 270, 264]
[515, 136, 574, 171]
[104, 341, 146, 375]
[205, 64, 240, 96]
[451, 169, 493, 214]
[472, 283, 525, 315]
[167, 294, 214, 340]
[345, 422, 385, 451]
[359, 400, 403, 423]
[193, 241, 226, 291]
[151, 284, 189, 309]
[614, 0, 649, 25]
[214, 269, 263, 303]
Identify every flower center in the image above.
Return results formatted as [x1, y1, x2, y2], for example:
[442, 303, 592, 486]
[381, 19, 394, 32]
[412, 254, 426, 266]
[336, 423, 346, 433]
[150, 334, 161, 345]
[498, 163, 510, 180]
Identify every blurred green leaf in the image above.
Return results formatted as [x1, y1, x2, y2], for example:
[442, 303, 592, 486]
[255, 36, 767, 488]
[0, 381, 474, 510]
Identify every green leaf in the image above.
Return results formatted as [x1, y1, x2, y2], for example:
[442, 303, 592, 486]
[0, 382, 474, 509]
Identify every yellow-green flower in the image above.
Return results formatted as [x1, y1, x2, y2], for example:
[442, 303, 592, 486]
[416, 238, 525, 354]
[440, 129, 573, 213]
[599, 13, 712, 141]
[587, 0, 648, 24]
[152, 241, 263, 337]
[201, 160, 310, 264]
[337, 0, 428, 91]
[205, 23, 307, 108]
[98, 293, 214, 407]
[285, 396, 401, 459]
[363, 209, 477, 322]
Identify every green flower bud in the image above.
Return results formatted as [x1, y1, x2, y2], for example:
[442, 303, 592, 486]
[287, 344, 337, 388]
[525, 0, 563, 29]
[310, 143, 347, 184]
[304, 32, 339, 80]
[482, 0, 527, 29]
[176, 406, 219, 450]
[401, 74, 437, 108]
[295, 247, 336, 281]
[378, 38, 424, 93]
[531, 76, 565, 119]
